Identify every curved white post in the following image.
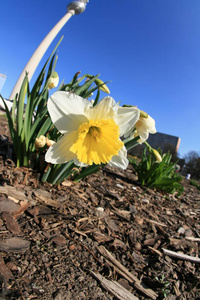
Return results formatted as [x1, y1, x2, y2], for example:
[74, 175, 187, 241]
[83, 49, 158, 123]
[9, 10, 75, 100]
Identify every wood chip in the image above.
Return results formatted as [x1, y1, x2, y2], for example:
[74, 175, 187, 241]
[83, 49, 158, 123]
[105, 217, 119, 232]
[111, 238, 127, 250]
[0, 197, 20, 212]
[97, 245, 158, 299]
[51, 236, 67, 245]
[34, 191, 59, 208]
[0, 257, 14, 280]
[12, 200, 31, 218]
[91, 271, 139, 300]
[0, 185, 27, 201]
[2, 212, 21, 234]
[0, 237, 30, 252]
[93, 231, 113, 243]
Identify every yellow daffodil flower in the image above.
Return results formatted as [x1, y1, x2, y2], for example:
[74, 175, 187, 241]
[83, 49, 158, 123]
[45, 91, 140, 169]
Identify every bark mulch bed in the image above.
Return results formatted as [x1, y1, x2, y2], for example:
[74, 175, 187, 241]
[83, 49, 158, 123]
[0, 114, 200, 299]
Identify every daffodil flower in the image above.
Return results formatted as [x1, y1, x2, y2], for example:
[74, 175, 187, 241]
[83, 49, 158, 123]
[125, 111, 156, 144]
[135, 113, 156, 143]
[45, 91, 140, 169]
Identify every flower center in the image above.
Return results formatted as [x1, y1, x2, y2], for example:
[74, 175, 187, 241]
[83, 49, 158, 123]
[70, 119, 123, 165]
[88, 126, 101, 142]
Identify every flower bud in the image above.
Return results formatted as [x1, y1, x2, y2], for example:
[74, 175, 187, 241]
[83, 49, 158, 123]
[152, 149, 162, 162]
[35, 135, 46, 149]
[47, 71, 59, 89]
[94, 78, 110, 94]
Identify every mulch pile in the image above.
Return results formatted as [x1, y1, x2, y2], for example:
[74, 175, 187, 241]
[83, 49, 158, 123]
[0, 115, 200, 300]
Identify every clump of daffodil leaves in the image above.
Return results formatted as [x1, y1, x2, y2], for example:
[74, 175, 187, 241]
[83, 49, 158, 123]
[1, 38, 159, 185]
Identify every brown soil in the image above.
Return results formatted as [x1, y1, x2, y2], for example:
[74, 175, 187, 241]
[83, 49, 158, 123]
[0, 115, 200, 300]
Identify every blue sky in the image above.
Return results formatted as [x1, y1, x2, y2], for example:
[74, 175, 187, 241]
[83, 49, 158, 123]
[1, 0, 200, 158]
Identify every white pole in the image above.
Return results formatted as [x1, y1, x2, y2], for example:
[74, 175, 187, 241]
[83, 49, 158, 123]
[9, 1, 89, 100]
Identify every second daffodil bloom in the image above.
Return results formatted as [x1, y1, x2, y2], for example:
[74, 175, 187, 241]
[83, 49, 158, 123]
[45, 91, 140, 169]
[129, 111, 156, 144]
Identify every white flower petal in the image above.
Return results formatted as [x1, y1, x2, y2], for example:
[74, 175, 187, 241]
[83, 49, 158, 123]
[137, 132, 149, 144]
[139, 115, 156, 134]
[85, 96, 117, 121]
[109, 146, 129, 170]
[115, 106, 140, 137]
[48, 91, 91, 133]
[73, 158, 88, 167]
[147, 116, 156, 134]
[45, 131, 78, 164]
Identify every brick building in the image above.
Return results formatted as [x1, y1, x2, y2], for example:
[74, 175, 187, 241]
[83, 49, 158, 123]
[129, 132, 181, 157]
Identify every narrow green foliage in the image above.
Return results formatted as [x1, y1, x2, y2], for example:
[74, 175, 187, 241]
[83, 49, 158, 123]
[2, 38, 63, 167]
[73, 164, 101, 182]
[44, 161, 75, 185]
[129, 147, 183, 194]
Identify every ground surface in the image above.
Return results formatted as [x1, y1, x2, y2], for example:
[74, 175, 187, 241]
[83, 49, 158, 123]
[0, 115, 200, 300]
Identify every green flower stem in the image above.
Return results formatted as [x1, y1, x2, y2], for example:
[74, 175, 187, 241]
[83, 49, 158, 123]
[73, 164, 101, 182]
[124, 136, 140, 151]
[51, 161, 74, 185]
[41, 164, 52, 182]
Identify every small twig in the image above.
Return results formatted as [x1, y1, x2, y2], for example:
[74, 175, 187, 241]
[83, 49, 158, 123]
[185, 237, 200, 242]
[162, 248, 200, 263]
[145, 218, 167, 227]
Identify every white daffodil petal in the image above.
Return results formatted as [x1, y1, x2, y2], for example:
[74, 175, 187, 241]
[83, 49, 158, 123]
[48, 91, 91, 133]
[109, 146, 129, 170]
[73, 158, 88, 167]
[139, 116, 156, 134]
[45, 131, 78, 164]
[137, 133, 149, 144]
[136, 115, 156, 141]
[148, 119, 156, 133]
[86, 96, 117, 121]
[147, 115, 156, 131]
[115, 106, 140, 137]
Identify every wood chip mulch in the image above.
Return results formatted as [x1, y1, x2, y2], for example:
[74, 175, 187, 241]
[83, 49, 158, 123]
[0, 115, 200, 299]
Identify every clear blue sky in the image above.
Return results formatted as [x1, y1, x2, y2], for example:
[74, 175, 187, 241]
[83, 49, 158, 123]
[1, 0, 200, 158]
